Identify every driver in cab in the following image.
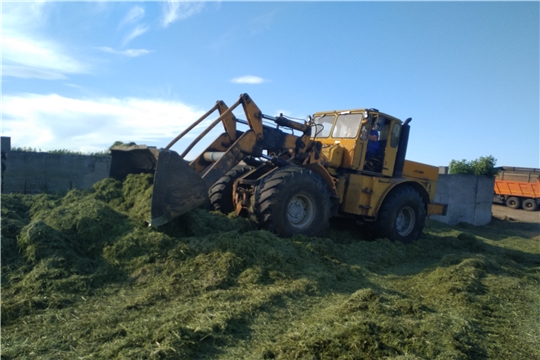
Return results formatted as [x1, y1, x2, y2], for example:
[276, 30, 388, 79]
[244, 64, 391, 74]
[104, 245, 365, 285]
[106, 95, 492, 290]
[366, 130, 379, 159]
[364, 129, 383, 172]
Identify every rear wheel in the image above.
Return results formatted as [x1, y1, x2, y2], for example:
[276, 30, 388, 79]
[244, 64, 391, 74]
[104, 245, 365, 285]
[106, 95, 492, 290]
[506, 197, 521, 209]
[249, 167, 331, 237]
[372, 186, 426, 244]
[209, 164, 253, 214]
[522, 198, 537, 211]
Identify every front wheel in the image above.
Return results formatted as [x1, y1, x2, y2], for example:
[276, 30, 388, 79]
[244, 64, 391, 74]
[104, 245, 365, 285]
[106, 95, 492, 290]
[249, 167, 331, 237]
[372, 186, 426, 244]
[522, 198, 538, 211]
[209, 164, 253, 214]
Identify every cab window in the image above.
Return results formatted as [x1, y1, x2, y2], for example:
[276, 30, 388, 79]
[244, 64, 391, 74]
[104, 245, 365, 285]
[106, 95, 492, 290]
[332, 113, 362, 138]
[390, 123, 401, 148]
[313, 114, 334, 138]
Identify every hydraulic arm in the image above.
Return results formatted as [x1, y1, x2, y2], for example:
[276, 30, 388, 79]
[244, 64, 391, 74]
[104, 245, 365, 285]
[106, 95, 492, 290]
[110, 93, 315, 226]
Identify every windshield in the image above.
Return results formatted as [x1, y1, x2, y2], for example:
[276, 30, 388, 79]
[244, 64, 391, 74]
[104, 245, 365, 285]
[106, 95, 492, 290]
[312, 114, 334, 138]
[332, 113, 362, 138]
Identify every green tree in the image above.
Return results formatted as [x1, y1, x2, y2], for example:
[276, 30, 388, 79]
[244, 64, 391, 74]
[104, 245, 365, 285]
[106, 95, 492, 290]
[470, 155, 498, 177]
[449, 159, 474, 175]
[449, 155, 498, 176]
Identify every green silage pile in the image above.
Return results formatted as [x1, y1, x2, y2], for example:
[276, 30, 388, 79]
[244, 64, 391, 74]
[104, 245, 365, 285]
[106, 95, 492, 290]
[2, 174, 539, 359]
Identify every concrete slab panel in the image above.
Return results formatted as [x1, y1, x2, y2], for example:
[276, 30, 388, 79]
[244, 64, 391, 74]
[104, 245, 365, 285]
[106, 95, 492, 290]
[1, 137, 11, 153]
[433, 174, 494, 226]
[2, 151, 111, 194]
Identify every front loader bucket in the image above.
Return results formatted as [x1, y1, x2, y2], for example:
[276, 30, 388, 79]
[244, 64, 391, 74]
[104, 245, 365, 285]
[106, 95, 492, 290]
[150, 149, 208, 226]
[109, 145, 159, 180]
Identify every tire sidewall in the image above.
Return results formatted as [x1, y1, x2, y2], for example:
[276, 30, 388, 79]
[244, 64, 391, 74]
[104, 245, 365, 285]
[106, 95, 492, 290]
[254, 168, 331, 237]
[506, 197, 521, 209]
[271, 183, 324, 236]
[377, 187, 426, 244]
[522, 199, 537, 211]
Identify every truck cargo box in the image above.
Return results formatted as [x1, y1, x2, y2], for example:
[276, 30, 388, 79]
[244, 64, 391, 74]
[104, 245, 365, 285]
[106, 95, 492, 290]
[493, 167, 540, 211]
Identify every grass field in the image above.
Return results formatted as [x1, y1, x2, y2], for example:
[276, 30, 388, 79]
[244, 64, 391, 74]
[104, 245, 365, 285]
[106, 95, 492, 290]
[2, 174, 539, 359]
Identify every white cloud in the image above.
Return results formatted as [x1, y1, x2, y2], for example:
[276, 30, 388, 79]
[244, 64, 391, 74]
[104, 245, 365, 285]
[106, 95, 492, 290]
[2, 3, 89, 80]
[162, 1, 205, 27]
[1, 94, 207, 153]
[2, 2, 48, 31]
[123, 24, 150, 46]
[119, 6, 145, 28]
[231, 75, 268, 84]
[3, 35, 89, 78]
[2, 65, 68, 80]
[97, 47, 151, 57]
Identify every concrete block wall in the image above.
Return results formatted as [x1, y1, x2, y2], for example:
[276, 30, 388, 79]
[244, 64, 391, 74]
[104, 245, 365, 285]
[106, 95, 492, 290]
[2, 151, 111, 194]
[432, 174, 495, 226]
[1, 137, 10, 154]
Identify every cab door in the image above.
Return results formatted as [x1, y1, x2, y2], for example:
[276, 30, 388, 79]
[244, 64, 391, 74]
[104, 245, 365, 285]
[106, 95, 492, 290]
[381, 120, 401, 177]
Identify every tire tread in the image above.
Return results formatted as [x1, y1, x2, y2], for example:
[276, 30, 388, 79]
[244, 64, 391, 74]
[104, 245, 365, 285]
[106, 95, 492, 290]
[251, 166, 331, 237]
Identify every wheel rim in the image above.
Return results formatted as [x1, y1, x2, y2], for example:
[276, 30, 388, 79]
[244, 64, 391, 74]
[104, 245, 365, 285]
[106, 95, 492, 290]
[509, 200, 517, 207]
[287, 194, 315, 229]
[396, 206, 415, 236]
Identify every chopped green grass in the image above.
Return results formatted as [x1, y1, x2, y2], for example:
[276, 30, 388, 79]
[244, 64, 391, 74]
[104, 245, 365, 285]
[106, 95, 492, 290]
[2, 174, 539, 359]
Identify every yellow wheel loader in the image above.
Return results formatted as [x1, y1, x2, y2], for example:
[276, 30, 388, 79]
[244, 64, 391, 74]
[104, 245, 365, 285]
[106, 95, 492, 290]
[110, 93, 446, 243]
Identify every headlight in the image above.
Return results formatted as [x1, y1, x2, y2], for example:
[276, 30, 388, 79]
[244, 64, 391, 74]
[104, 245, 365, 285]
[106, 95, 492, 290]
[363, 110, 369, 119]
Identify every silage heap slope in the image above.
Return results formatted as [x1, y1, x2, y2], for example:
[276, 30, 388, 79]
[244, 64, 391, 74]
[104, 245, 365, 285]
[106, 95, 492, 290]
[1, 174, 539, 359]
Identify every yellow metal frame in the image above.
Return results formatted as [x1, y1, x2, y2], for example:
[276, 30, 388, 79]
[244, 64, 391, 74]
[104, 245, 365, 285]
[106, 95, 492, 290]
[310, 109, 441, 219]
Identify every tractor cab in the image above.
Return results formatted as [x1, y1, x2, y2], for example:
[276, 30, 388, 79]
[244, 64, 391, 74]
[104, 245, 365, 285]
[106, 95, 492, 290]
[311, 109, 405, 177]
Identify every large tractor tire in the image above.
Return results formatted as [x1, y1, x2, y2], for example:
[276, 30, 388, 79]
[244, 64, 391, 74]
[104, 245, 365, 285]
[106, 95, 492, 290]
[372, 186, 426, 244]
[249, 166, 331, 237]
[522, 198, 537, 211]
[505, 196, 521, 209]
[209, 164, 253, 214]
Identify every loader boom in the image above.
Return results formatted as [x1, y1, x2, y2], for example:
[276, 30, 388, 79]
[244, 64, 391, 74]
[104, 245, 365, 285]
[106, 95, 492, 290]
[128, 93, 317, 226]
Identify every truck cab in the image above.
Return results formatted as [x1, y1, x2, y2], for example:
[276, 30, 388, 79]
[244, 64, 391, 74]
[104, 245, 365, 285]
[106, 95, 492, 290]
[311, 109, 403, 177]
[310, 108, 444, 238]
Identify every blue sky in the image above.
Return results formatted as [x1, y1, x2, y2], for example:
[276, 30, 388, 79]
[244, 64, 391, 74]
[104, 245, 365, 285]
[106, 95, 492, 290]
[2, 1, 539, 168]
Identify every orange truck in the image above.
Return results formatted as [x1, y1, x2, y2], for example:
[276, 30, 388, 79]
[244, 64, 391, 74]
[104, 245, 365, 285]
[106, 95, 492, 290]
[493, 167, 540, 211]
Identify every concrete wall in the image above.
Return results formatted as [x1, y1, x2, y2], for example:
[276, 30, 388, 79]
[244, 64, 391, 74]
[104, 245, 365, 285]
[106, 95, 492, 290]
[1, 137, 11, 193]
[432, 174, 495, 226]
[2, 151, 111, 194]
[1, 137, 11, 154]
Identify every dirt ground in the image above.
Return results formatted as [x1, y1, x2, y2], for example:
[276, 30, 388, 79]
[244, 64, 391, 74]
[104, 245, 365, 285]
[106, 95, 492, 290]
[491, 203, 540, 224]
